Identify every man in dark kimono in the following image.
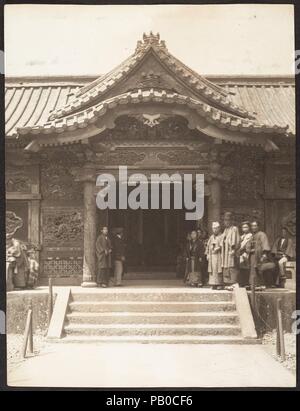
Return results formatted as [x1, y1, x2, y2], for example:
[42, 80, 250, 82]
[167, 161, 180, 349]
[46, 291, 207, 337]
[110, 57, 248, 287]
[95, 226, 112, 288]
[271, 227, 295, 287]
[221, 212, 240, 290]
[249, 221, 271, 288]
[112, 228, 126, 287]
[184, 230, 205, 287]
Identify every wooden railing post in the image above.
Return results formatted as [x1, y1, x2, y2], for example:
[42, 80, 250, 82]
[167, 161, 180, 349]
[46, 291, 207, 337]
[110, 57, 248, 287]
[48, 277, 53, 327]
[276, 298, 286, 361]
[21, 298, 33, 358]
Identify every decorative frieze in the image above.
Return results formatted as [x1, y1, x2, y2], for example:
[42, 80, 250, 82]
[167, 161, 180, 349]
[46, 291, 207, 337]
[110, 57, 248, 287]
[102, 115, 198, 141]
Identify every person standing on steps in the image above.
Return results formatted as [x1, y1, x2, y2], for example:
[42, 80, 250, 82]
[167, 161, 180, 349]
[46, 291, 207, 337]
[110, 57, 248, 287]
[249, 220, 271, 290]
[96, 226, 112, 288]
[184, 230, 204, 287]
[205, 222, 223, 290]
[221, 212, 240, 291]
[112, 227, 126, 287]
[238, 221, 252, 288]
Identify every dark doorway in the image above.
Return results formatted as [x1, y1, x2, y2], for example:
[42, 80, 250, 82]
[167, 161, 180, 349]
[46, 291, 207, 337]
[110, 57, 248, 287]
[108, 207, 197, 271]
[103, 181, 206, 274]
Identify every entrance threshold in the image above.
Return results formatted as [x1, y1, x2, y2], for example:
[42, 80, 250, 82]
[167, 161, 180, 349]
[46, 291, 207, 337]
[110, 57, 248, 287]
[120, 279, 183, 288]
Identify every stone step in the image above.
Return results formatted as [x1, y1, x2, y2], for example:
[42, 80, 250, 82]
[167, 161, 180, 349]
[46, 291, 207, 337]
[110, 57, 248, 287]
[71, 290, 233, 303]
[69, 301, 236, 313]
[66, 311, 238, 325]
[125, 272, 177, 280]
[60, 335, 261, 345]
[64, 323, 241, 337]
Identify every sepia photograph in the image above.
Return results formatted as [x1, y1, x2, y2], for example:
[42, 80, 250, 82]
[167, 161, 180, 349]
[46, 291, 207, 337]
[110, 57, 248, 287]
[3, 3, 297, 389]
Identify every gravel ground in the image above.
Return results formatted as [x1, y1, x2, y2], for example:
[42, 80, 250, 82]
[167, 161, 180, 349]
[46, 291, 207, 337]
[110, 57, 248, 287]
[7, 333, 47, 372]
[262, 330, 296, 375]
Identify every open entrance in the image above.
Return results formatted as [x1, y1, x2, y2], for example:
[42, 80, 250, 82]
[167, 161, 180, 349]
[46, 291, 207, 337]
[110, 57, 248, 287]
[97, 181, 207, 278]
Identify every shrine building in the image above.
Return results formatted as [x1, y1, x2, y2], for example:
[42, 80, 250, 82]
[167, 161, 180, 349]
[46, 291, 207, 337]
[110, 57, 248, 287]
[5, 32, 295, 286]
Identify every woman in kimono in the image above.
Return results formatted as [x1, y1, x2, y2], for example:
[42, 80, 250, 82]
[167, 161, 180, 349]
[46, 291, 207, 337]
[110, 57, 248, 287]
[221, 212, 240, 290]
[184, 230, 204, 287]
[205, 222, 223, 290]
[238, 221, 252, 287]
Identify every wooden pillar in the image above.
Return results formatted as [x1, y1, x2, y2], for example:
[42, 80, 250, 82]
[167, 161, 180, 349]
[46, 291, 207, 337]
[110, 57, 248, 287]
[208, 178, 221, 226]
[81, 171, 97, 288]
[207, 148, 223, 235]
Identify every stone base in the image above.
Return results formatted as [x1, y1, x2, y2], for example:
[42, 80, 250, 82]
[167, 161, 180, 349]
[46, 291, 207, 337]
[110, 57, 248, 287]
[81, 281, 98, 288]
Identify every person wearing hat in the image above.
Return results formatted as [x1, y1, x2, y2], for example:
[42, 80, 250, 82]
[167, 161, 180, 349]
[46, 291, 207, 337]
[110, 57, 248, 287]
[112, 227, 126, 287]
[205, 222, 223, 290]
[221, 212, 240, 291]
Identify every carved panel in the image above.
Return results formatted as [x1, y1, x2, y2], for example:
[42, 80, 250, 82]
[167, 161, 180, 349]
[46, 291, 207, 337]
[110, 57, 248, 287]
[102, 115, 200, 141]
[99, 150, 146, 166]
[5, 166, 34, 193]
[41, 150, 82, 200]
[158, 150, 208, 166]
[221, 208, 264, 228]
[222, 147, 264, 202]
[265, 161, 295, 199]
[6, 211, 23, 238]
[42, 208, 83, 246]
[264, 200, 295, 246]
[282, 210, 296, 237]
[6, 201, 29, 242]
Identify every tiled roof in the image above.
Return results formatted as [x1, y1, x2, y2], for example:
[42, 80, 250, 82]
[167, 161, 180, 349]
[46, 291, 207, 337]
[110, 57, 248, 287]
[15, 88, 288, 137]
[5, 77, 295, 138]
[6, 33, 295, 141]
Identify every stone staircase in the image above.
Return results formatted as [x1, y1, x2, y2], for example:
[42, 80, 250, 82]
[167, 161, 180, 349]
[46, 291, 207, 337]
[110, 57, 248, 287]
[60, 288, 259, 344]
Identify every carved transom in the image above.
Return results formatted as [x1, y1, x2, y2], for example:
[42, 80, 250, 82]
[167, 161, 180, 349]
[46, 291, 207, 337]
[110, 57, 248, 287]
[103, 115, 196, 141]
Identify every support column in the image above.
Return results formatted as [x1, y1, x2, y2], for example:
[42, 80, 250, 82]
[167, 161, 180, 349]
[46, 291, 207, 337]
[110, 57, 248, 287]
[74, 162, 98, 288]
[82, 179, 97, 287]
[207, 148, 223, 235]
[207, 178, 221, 234]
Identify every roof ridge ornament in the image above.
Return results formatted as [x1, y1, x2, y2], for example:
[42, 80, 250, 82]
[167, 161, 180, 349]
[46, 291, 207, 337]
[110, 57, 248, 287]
[135, 31, 167, 53]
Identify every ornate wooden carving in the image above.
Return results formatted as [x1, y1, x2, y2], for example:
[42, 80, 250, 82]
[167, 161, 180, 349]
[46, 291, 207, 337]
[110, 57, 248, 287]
[157, 150, 207, 165]
[281, 210, 296, 236]
[221, 208, 264, 227]
[103, 115, 196, 141]
[277, 175, 295, 190]
[99, 150, 146, 166]
[42, 258, 83, 277]
[6, 211, 23, 238]
[222, 147, 264, 201]
[41, 150, 83, 200]
[5, 167, 33, 193]
[42, 208, 84, 246]
[137, 72, 164, 89]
